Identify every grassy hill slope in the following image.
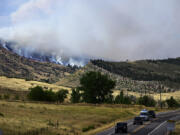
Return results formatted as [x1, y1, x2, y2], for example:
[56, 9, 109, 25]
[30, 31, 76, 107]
[56, 62, 175, 94]
[91, 59, 180, 89]
[0, 76, 71, 100]
[0, 45, 73, 83]
[0, 76, 70, 92]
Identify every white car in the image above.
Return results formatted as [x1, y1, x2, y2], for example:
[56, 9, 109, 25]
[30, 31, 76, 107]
[139, 109, 150, 121]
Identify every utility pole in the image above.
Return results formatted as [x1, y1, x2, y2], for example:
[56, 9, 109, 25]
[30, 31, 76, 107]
[159, 82, 162, 109]
[160, 86, 162, 109]
[144, 84, 147, 96]
[140, 87, 143, 97]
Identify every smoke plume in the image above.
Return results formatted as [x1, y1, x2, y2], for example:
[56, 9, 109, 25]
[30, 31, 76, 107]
[0, 0, 180, 63]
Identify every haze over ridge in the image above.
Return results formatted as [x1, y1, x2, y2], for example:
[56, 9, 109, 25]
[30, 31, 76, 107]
[0, 0, 180, 62]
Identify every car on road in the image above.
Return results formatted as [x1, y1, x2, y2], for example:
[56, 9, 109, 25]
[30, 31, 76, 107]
[115, 122, 128, 133]
[133, 116, 143, 125]
[148, 110, 156, 118]
[139, 109, 150, 121]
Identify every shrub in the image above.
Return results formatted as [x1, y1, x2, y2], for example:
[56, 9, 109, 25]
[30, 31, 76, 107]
[166, 96, 179, 108]
[44, 90, 57, 102]
[0, 112, 4, 117]
[70, 88, 81, 103]
[115, 91, 124, 104]
[115, 91, 132, 104]
[105, 95, 114, 104]
[28, 86, 44, 101]
[28, 86, 45, 101]
[14, 95, 19, 100]
[4, 94, 10, 100]
[18, 105, 25, 108]
[82, 125, 95, 132]
[47, 119, 55, 127]
[56, 89, 69, 103]
[123, 96, 132, 104]
[28, 86, 69, 102]
[137, 95, 156, 107]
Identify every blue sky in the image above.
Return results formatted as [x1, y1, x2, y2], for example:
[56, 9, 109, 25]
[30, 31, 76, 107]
[0, 0, 27, 15]
[0, 0, 26, 26]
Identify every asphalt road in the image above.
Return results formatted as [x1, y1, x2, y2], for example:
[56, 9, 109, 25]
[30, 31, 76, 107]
[96, 110, 180, 135]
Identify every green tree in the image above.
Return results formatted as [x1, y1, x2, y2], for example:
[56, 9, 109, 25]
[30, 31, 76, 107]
[56, 89, 69, 103]
[80, 71, 115, 103]
[115, 91, 123, 104]
[70, 88, 81, 103]
[123, 96, 131, 104]
[137, 95, 156, 107]
[44, 89, 57, 102]
[166, 96, 179, 108]
[120, 91, 124, 103]
[105, 94, 114, 104]
[115, 91, 131, 104]
[28, 86, 45, 101]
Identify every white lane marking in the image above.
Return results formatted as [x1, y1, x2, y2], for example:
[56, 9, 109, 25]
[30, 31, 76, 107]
[128, 122, 133, 126]
[148, 121, 167, 135]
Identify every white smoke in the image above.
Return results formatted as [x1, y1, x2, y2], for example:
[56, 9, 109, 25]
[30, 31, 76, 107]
[0, 0, 180, 62]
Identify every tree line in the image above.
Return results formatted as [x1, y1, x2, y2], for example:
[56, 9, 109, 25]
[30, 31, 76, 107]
[28, 86, 68, 103]
[28, 71, 179, 108]
[91, 59, 180, 84]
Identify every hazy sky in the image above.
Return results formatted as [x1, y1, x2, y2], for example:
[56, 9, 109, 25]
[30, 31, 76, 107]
[0, 0, 180, 61]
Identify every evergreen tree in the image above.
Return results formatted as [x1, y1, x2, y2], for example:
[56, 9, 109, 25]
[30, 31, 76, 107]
[166, 96, 179, 108]
[56, 89, 69, 103]
[137, 95, 156, 107]
[70, 88, 81, 103]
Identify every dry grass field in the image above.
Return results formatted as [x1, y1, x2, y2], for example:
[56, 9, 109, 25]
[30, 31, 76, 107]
[0, 101, 166, 135]
[0, 76, 178, 135]
[0, 76, 71, 92]
[1, 76, 180, 102]
[172, 121, 180, 135]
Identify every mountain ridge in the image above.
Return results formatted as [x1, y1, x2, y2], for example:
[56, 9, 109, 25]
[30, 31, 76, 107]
[0, 39, 88, 66]
[0, 44, 74, 83]
[91, 59, 180, 89]
[1, 40, 180, 92]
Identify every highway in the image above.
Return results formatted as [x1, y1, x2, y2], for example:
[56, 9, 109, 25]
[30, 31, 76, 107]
[96, 110, 180, 135]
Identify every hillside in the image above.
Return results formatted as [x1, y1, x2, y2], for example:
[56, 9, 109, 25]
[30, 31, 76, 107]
[0, 45, 73, 83]
[56, 62, 175, 94]
[1, 40, 180, 92]
[0, 76, 71, 100]
[91, 59, 180, 89]
[0, 76, 70, 92]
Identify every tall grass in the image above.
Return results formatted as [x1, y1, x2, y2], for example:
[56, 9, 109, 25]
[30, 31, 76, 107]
[0, 101, 154, 135]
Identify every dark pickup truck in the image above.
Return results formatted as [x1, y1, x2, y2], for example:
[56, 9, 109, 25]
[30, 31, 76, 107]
[133, 116, 143, 125]
[148, 110, 156, 118]
[115, 122, 128, 133]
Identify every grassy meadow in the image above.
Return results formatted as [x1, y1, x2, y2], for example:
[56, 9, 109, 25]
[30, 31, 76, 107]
[0, 76, 179, 135]
[173, 121, 180, 135]
[0, 76, 180, 135]
[0, 101, 166, 135]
